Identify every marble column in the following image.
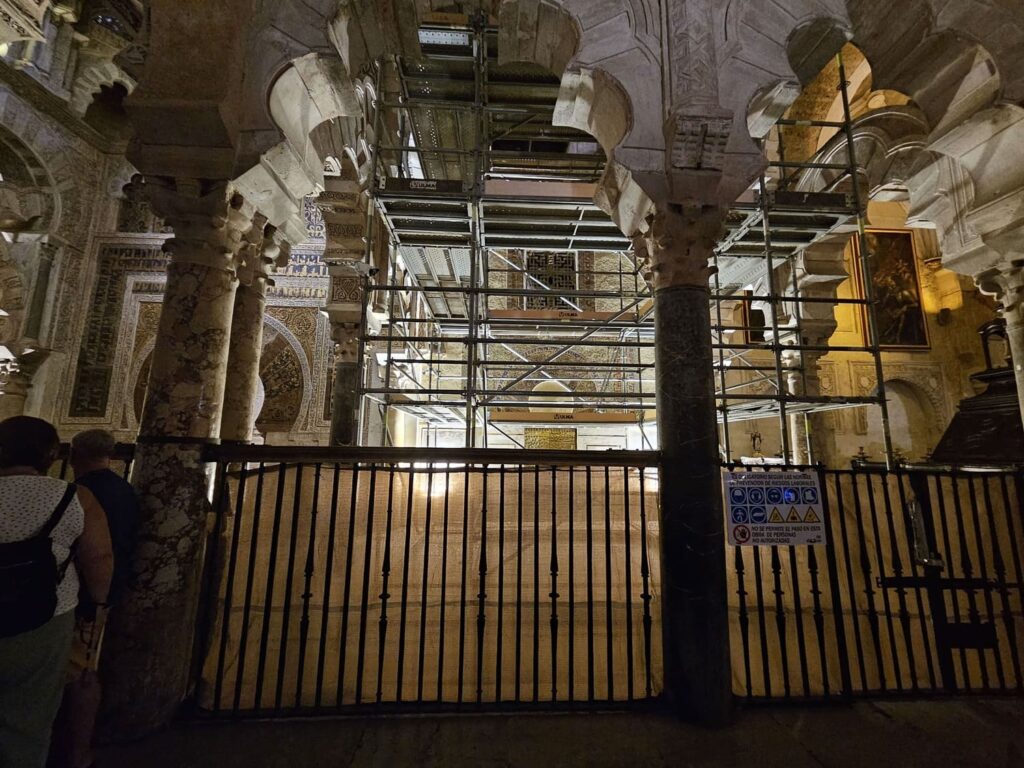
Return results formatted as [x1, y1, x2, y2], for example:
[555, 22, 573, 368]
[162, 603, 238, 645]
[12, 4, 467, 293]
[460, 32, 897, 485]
[220, 219, 287, 444]
[325, 264, 364, 446]
[102, 179, 249, 738]
[643, 204, 733, 724]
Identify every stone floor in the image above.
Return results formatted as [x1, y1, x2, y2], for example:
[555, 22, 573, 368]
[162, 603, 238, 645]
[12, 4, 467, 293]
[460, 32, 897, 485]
[98, 699, 1024, 767]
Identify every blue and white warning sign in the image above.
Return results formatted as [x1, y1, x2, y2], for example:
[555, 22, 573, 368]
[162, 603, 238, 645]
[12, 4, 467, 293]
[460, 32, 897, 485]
[724, 471, 826, 546]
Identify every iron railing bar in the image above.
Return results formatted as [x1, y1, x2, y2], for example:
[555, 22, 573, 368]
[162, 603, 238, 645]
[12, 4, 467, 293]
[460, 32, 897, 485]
[820, 468, 854, 699]
[496, 466, 506, 702]
[395, 466, 416, 702]
[622, 466, 634, 701]
[965, 475, 1002, 690]
[252, 462, 288, 710]
[863, 472, 903, 692]
[274, 462, 304, 710]
[981, 475, 1018, 691]
[770, 545, 792, 698]
[213, 461, 247, 711]
[233, 463, 267, 713]
[416, 470, 434, 703]
[751, 546, 772, 697]
[638, 470, 653, 698]
[999, 474, 1024, 691]
[295, 463, 323, 708]
[894, 471, 938, 691]
[934, 473, 970, 690]
[549, 466, 559, 702]
[208, 444, 659, 468]
[950, 471, 986, 691]
[355, 466, 378, 706]
[878, 472, 918, 692]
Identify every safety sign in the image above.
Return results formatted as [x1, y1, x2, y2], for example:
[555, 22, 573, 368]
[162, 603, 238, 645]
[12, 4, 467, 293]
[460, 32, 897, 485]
[724, 471, 826, 546]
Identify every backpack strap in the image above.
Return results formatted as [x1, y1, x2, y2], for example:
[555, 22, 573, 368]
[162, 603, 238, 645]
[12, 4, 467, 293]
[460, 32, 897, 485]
[38, 482, 78, 539]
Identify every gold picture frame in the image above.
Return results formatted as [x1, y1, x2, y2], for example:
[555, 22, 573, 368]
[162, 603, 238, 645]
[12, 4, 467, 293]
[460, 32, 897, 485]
[853, 229, 930, 350]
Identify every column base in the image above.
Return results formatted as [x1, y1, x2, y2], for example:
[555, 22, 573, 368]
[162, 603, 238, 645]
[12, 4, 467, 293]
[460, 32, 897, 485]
[99, 440, 215, 740]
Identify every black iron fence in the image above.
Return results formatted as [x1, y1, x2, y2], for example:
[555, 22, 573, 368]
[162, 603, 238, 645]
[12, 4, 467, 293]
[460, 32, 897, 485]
[71, 441, 1015, 716]
[729, 465, 1024, 699]
[192, 446, 662, 715]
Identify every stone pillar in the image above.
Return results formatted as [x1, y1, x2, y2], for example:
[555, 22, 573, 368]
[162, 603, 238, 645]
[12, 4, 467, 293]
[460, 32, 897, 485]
[778, 242, 847, 466]
[325, 264, 364, 446]
[220, 219, 286, 444]
[782, 348, 831, 466]
[643, 204, 732, 724]
[0, 368, 31, 419]
[318, 174, 370, 446]
[102, 179, 249, 738]
[23, 241, 56, 342]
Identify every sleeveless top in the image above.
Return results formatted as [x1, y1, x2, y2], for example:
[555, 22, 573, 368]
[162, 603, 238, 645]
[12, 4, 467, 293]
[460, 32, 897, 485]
[0, 475, 85, 617]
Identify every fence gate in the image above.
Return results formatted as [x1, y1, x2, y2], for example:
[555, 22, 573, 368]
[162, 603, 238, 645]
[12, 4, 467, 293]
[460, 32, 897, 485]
[729, 466, 1024, 700]
[191, 447, 663, 718]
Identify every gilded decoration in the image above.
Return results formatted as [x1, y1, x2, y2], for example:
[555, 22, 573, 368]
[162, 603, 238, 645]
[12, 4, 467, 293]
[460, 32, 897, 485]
[524, 427, 578, 450]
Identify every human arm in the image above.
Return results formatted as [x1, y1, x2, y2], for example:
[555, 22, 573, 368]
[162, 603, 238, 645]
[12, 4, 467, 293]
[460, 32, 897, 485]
[74, 484, 113, 607]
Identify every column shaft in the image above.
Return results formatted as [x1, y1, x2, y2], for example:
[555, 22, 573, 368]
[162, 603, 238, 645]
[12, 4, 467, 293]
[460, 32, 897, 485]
[102, 182, 245, 738]
[330, 360, 361, 445]
[641, 205, 732, 724]
[220, 281, 267, 442]
[655, 284, 732, 723]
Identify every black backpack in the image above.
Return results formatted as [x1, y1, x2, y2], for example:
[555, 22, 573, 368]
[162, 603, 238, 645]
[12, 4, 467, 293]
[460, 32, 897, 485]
[0, 483, 78, 638]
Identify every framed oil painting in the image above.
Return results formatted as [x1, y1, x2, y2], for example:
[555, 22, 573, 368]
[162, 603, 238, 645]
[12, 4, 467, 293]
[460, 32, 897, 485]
[854, 229, 929, 349]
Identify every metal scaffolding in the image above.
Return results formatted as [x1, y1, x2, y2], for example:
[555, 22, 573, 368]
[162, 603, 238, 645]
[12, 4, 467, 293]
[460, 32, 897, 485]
[356, 18, 894, 462]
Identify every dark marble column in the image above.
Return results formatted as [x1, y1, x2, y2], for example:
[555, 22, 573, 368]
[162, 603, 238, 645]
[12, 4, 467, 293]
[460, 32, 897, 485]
[325, 263, 364, 446]
[102, 180, 249, 738]
[642, 204, 732, 724]
[319, 173, 370, 447]
[330, 349, 361, 445]
[220, 222, 286, 444]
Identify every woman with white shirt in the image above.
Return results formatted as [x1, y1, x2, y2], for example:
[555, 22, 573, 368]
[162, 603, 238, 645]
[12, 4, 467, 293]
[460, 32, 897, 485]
[0, 416, 112, 768]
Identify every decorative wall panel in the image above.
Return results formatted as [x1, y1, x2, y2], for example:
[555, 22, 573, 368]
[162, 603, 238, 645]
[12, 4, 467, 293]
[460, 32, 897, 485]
[68, 243, 167, 417]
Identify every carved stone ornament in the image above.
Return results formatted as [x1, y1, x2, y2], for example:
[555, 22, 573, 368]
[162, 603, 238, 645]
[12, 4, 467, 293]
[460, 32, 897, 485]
[0, 1, 48, 44]
[670, 115, 733, 172]
[642, 204, 724, 290]
[331, 320, 361, 364]
[145, 179, 250, 273]
[234, 213, 269, 288]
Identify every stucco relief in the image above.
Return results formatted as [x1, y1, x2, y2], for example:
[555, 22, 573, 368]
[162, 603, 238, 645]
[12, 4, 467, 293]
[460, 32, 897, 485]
[848, 359, 950, 436]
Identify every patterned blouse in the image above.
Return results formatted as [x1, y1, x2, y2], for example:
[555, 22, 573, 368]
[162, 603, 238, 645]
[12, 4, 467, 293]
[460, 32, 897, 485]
[0, 475, 84, 616]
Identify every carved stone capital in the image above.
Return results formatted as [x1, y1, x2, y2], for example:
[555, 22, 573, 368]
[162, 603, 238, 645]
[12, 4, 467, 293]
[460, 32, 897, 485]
[145, 179, 251, 272]
[641, 204, 724, 291]
[331, 321, 361, 364]
[234, 213, 269, 288]
[979, 259, 1024, 321]
[318, 178, 367, 264]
